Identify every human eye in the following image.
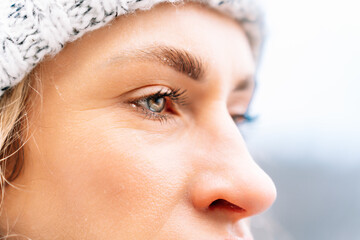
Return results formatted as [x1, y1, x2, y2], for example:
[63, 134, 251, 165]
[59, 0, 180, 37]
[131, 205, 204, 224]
[126, 87, 187, 123]
[231, 113, 257, 127]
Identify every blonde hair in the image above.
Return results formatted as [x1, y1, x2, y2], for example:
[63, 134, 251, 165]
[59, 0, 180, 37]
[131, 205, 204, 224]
[0, 69, 41, 239]
[0, 73, 34, 211]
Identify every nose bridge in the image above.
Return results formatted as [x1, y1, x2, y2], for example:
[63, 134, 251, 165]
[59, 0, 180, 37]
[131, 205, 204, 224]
[190, 106, 277, 219]
[200, 104, 249, 167]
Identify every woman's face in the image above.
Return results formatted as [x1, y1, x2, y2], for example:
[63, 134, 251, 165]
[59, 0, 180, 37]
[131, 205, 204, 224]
[2, 3, 276, 240]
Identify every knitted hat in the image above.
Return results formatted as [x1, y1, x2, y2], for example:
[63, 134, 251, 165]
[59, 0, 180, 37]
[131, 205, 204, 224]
[0, 0, 264, 97]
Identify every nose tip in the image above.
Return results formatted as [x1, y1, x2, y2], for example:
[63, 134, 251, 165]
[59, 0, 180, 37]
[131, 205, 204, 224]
[190, 163, 276, 221]
[234, 164, 277, 217]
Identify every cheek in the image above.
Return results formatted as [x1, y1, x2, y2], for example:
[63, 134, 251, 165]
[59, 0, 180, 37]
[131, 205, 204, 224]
[44, 121, 189, 234]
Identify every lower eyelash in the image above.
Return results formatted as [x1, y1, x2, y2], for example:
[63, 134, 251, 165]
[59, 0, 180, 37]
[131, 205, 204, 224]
[143, 110, 172, 124]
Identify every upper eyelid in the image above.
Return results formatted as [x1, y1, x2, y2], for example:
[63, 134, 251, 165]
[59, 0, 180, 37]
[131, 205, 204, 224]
[129, 88, 187, 105]
[125, 88, 166, 104]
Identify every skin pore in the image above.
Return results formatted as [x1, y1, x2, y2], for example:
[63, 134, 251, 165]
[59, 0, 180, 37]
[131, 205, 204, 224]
[0, 2, 276, 240]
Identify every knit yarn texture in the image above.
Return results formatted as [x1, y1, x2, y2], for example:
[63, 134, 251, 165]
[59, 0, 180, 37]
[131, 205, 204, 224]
[0, 0, 264, 97]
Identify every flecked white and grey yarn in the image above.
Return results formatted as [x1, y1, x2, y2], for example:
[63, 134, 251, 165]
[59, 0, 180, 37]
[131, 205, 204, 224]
[0, 0, 264, 97]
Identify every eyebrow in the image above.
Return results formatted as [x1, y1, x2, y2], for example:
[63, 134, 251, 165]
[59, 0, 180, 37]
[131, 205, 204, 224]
[108, 45, 205, 81]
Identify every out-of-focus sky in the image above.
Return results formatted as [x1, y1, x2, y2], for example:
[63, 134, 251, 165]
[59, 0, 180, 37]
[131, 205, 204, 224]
[248, 1, 360, 239]
[251, 0, 360, 166]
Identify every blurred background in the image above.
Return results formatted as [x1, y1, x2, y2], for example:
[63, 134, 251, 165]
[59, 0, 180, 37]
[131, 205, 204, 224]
[246, 0, 360, 239]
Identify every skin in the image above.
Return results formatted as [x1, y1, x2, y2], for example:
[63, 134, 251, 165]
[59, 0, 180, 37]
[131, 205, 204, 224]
[1, 2, 276, 240]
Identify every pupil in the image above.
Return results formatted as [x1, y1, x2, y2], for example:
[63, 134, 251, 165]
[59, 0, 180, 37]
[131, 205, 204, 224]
[148, 97, 165, 112]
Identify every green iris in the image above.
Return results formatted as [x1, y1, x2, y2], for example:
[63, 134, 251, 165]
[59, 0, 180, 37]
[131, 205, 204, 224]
[147, 97, 165, 113]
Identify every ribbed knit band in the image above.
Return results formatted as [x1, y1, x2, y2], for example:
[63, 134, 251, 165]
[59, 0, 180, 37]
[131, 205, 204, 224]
[0, 0, 264, 97]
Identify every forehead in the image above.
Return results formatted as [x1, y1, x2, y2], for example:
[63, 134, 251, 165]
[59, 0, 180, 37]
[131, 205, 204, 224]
[71, 4, 251, 65]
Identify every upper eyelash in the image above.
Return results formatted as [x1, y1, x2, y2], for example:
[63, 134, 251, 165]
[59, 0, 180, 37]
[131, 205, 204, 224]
[149, 88, 188, 105]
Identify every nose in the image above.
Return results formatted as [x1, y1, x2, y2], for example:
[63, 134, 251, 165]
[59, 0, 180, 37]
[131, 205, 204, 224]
[189, 109, 277, 221]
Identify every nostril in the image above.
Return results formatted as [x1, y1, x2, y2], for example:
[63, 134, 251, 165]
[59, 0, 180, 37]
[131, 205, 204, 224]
[209, 199, 245, 214]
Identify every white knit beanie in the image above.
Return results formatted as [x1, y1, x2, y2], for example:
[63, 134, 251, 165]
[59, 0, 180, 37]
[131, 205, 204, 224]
[0, 0, 264, 97]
